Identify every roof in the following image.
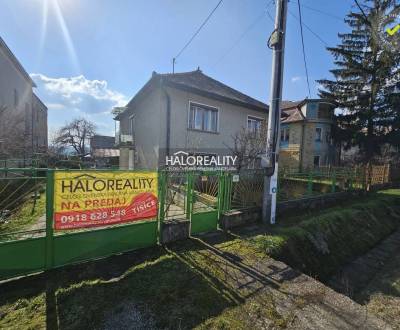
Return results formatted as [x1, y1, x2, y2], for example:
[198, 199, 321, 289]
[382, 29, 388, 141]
[0, 37, 36, 87]
[280, 98, 336, 123]
[90, 135, 117, 150]
[33, 93, 47, 110]
[116, 69, 268, 118]
[281, 100, 303, 110]
[281, 108, 305, 124]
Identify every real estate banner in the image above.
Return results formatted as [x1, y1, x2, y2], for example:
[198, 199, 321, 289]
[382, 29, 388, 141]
[53, 171, 158, 230]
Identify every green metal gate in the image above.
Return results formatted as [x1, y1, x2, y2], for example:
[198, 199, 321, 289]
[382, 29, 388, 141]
[188, 172, 223, 235]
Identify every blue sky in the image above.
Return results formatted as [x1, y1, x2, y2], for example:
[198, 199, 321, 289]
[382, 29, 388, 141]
[1, 0, 354, 136]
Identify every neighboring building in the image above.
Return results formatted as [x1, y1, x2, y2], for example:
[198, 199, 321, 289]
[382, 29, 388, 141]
[32, 93, 48, 153]
[115, 69, 269, 169]
[0, 37, 48, 159]
[279, 99, 337, 170]
[90, 135, 120, 168]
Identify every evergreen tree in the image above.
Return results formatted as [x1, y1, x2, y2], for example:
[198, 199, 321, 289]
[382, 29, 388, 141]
[318, 0, 400, 163]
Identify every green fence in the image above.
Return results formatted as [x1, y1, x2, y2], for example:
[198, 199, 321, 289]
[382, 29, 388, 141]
[0, 166, 369, 281]
[278, 167, 366, 201]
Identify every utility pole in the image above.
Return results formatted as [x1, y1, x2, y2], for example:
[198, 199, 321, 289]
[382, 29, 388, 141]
[262, 0, 288, 224]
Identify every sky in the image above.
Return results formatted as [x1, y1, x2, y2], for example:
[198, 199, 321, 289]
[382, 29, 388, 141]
[0, 0, 355, 136]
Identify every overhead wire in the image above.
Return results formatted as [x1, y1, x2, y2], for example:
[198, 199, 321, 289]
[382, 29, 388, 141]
[299, 3, 343, 21]
[297, 0, 311, 97]
[173, 0, 223, 69]
[211, 0, 275, 68]
[288, 10, 329, 46]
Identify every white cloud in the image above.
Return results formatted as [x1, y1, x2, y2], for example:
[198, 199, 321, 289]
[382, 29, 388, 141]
[30, 73, 128, 135]
[291, 76, 301, 83]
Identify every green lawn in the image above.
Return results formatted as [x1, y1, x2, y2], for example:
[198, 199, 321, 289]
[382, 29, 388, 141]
[0, 190, 46, 239]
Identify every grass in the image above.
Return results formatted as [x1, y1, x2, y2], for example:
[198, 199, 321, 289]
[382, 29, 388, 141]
[0, 190, 46, 239]
[242, 190, 400, 280]
[0, 189, 399, 329]
[0, 239, 292, 329]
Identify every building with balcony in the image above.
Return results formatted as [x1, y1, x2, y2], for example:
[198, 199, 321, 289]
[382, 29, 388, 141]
[279, 99, 337, 170]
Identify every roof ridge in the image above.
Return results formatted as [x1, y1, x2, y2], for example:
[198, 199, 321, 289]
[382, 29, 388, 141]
[0, 37, 36, 87]
[198, 71, 268, 107]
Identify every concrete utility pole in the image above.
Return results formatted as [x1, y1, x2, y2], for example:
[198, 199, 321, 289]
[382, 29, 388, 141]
[262, 0, 288, 225]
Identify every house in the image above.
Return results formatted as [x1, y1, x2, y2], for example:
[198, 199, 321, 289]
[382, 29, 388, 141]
[90, 135, 120, 168]
[279, 99, 337, 170]
[114, 69, 337, 171]
[114, 69, 269, 169]
[0, 37, 47, 160]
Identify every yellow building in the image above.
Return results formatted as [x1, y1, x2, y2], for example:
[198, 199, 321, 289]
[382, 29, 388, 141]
[279, 99, 337, 171]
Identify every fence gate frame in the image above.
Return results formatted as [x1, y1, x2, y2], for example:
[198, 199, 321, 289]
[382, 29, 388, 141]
[187, 171, 224, 235]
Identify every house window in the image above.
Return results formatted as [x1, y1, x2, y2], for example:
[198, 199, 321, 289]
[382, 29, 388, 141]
[189, 103, 218, 133]
[280, 127, 290, 142]
[247, 116, 263, 134]
[315, 127, 322, 142]
[314, 155, 320, 167]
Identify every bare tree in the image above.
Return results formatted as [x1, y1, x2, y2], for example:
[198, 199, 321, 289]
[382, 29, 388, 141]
[54, 118, 96, 161]
[228, 122, 267, 170]
[0, 105, 27, 159]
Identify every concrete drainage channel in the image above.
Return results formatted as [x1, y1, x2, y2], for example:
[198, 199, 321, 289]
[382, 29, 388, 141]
[328, 229, 400, 297]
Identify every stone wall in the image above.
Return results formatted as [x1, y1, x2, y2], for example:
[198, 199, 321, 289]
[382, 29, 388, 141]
[220, 207, 260, 230]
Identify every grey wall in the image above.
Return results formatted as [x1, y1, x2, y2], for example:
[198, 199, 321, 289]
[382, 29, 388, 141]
[119, 87, 166, 169]
[0, 45, 34, 158]
[167, 86, 267, 151]
[118, 85, 268, 169]
[32, 94, 48, 152]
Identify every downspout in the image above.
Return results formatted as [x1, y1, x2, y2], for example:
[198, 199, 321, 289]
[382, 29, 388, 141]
[160, 78, 171, 157]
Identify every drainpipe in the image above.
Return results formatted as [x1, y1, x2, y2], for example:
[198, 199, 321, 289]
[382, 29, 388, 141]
[160, 78, 171, 157]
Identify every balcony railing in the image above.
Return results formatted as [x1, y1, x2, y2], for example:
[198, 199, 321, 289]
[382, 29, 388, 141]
[115, 132, 133, 146]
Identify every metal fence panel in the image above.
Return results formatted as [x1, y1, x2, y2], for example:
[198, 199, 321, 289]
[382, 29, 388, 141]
[0, 237, 46, 280]
[52, 221, 158, 267]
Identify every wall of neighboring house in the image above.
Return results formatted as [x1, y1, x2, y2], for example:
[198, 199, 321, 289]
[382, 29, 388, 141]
[279, 122, 303, 170]
[279, 102, 336, 171]
[32, 94, 48, 153]
[0, 44, 34, 158]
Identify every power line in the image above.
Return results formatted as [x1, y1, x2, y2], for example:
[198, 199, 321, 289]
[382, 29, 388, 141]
[297, 0, 311, 97]
[211, 13, 266, 68]
[288, 10, 328, 46]
[354, 0, 370, 24]
[173, 0, 223, 72]
[299, 3, 343, 21]
[211, 1, 275, 68]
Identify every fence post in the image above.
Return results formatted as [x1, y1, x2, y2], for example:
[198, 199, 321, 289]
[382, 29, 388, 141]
[307, 170, 313, 196]
[331, 170, 336, 193]
[45, 169, 55, 270]
[384, 164, 390, 183]
[185, 172, 193, 219]
[226, 173, 232, 211]
[217, 171, 224, 220]
[158, 171, 166, 244]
